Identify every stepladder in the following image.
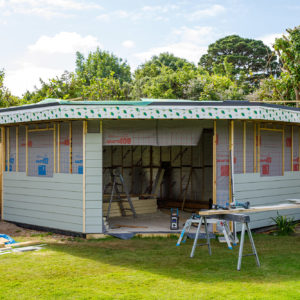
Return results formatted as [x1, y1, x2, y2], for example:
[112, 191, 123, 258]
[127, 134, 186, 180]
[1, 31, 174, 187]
[106, 168, 137, 220]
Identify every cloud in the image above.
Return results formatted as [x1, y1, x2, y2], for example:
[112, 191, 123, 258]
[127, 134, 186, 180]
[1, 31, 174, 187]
[5, 32, 102, 96]
[189, 4, 226, 20]
[1, 0, 102, 18]
[122, 40, 135, 49]
[258, 33, 283, 49]
[97, 4, 179, 22]
[134, 26, 222, 65]
[28, 32, 102, 54]
[4, 63, 64, 96]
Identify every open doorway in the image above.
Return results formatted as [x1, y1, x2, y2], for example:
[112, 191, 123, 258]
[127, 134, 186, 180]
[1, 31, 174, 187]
[102, 124, 213, 234]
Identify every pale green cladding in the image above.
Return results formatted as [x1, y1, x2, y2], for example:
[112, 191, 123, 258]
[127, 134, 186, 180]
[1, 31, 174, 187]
[234, 172, 300, 229]
[84, 131, 103, 233]
[3, 172, 83, 232]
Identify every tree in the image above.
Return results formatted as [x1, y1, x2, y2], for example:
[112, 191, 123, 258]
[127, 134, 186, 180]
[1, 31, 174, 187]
[199, 35, 280, 86]
[134, 52, 196, 80]
[75, 48, 131, 85]
[0, 69, 23, 107]
[23, 71, 82, 103]
[274, 26, 300, 102]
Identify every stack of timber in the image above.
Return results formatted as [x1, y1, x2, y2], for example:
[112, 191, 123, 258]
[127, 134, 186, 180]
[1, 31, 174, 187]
[103, 195, 157, 217]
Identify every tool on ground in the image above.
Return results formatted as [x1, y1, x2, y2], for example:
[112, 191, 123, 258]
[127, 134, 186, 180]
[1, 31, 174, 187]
[106, 169, 136, 220]
[177, 213, 260, 271]
[170, 208, 179, 230]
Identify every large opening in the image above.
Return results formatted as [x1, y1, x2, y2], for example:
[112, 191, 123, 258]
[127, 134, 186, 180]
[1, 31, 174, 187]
[102, 120, 213, 233]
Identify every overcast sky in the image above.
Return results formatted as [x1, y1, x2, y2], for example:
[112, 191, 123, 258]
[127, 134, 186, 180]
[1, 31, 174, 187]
[0, 0, 299, 96]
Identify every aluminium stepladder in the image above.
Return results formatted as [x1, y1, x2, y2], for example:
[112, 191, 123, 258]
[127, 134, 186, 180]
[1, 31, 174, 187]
[106, 169, 137, 220]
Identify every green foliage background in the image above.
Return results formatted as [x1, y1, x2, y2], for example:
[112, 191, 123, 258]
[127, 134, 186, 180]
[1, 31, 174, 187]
[1, 26, 299, 107]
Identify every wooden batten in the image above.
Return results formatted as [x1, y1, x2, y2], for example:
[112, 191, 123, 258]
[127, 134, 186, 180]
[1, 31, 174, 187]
[82, 120, 87, 233]
[53, 124, 56, 173]
[243, 121, 246, 174]
[16, 126, 19, 172]
[57, 123, 60, 173]
[253, 123, 256, 173]
[69, 122, 72, 174]
[1, 127, 5, 219]
[291, 126, 294, 171]
[229, 120, 234, 202]
[25, 125, 28, 175]
[213, 120, 217, 205]
[257, 123, 260, 173]
[282, 127, 285, 175]
[6, 128, 9, 173]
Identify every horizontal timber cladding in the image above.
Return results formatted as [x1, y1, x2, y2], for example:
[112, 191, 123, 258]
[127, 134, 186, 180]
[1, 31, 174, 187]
[234, 172, 300, 230]
[3, 172, 83, 232]
[84, 130, 103, 233]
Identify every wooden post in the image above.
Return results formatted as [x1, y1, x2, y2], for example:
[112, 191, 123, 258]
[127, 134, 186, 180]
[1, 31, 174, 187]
[213, 120, 217, 232]
[53, 124, 56, 173]
[25, 126, 28, 175]
[6, 128, 9, 172]
[257, 123, 260, 174]
[291, 126, 294, 171]
[213, 121, 217, 205]
[243, 121, 246, 174]
[16, 127, 19, 172]
[254, 123, 256, 173]
[82, 120, 87, 233]
[69, 122, 72, 174]
[282, 126, 285, 176]
[57, 123, 60, 173]
[229, 120, 234, 202]
[1, 127, 5, 219]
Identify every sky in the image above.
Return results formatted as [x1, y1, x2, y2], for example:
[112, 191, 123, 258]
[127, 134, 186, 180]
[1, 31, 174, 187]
[0, 0, 299, 96]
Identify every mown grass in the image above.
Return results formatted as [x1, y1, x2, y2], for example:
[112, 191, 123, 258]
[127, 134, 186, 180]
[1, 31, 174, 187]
[0, 234, 300, 299]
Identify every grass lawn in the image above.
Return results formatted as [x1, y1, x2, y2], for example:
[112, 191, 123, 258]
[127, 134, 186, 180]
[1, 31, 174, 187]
[1, 233, 300, 299]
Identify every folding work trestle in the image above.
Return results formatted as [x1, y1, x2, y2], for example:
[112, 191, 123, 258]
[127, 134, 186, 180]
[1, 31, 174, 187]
[177, 213, 260, 271]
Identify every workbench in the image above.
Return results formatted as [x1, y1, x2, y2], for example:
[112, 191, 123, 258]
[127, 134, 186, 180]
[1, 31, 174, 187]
[177, 203, 300, 270]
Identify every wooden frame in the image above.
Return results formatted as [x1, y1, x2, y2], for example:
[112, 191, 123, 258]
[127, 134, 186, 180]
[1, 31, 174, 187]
[213, 120, 217, 232]
[291, 126, 294, 171]
[254, 123, 256, 173]
[1, 127, 5, 219]
[229, 120, 234, 202]
[16, 126, 19, 172]
[57, 123, 60, 173]
[213, 120, 217, 205]
[25, 125, 28, 175]
[53, 124, 56, 173]
[260, 125, 285, 176]
[6, 127, 9, 172]
[82, 120, 87, 233]
[257, 123, 260, 173]
[69, 122, 72, 174]
[243, 121, 246, 174]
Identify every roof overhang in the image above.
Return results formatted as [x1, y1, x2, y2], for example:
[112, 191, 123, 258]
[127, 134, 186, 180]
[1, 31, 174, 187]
[0, 99, 299, 125]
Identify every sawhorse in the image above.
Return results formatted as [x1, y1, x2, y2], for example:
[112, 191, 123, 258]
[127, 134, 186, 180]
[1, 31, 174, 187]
[177, 213, 260, 271]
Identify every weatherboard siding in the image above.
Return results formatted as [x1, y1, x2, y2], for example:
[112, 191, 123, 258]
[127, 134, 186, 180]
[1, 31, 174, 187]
[3, 172, 83, 232]
[234, 172, 300, 229]
[85, 132, 103, 233]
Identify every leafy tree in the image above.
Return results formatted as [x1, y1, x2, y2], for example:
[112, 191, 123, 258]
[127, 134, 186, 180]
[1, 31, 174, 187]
[75, 48, 131, 85]
[199, 35, 280, 86]
[23, 71, 82, 103]
[134, 52, 196, 80]
[131, 64, 196, 99]
[0, 69, 23, 107]
[274, 26, 300, 102]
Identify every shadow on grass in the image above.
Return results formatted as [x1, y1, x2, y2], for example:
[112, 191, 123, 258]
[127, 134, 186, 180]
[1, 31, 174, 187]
[45, 233, 300, 284]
